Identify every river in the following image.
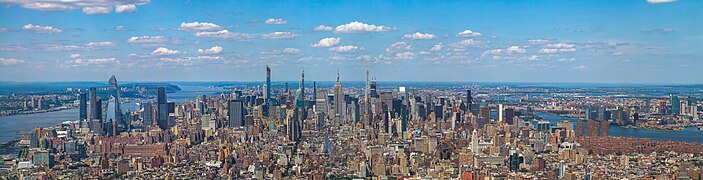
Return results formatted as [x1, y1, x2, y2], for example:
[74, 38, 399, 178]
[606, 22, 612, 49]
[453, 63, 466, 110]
[534, 112, 703, 144]
[0, 85, 220, 143]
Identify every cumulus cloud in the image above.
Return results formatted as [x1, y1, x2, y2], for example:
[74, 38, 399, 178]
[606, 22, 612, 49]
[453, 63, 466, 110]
[115, 26, 125, 30]
[194, 30, 254, 40]
[0, 58, 25, 66]
[395, 52, 416, 60]
[527, 39, 550, 45]
[82, 6, 111, 14]
[69, 54, 81, 58]
[334, 21, 393, 33]
[573, 65, 589, 70]
[265, 18, 287, 25]
[312, 37, 341, 48]
[261, 32, 301, 39]
[430, 43, 444, 51]
[197, 46, 223, 54]
[457, 30, 482, 37]
[528, 55, 540, 61]
[151, 47, 180, 56]
[329, 45, 362, 52]
[403, 32, 436, 40]
[506, 46, 526, 53]
[451, 39, 482, 48]
[647, 0, 676, 4]
[539, 43, 576, 53]
[22, 24, 62, 33]
[283, 48, 301, 54]
[386, 42, 413, 53]
[4, 1, 148, 14]
[86, 41, 116, 47]
[128, 36, 166, 43]
[115, 4, 136, 13]
[313, 25, 333, 31]
[178, 22, 223, 31]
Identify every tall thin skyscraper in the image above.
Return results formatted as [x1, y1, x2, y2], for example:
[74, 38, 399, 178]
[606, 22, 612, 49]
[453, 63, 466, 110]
[670, 94, 680, 115]
[108, 75, 122, 131]
[466, 90, 472, 111]
[300, 69, 307, 120]
[157, 87, 169, 130]
[79, 92, 87, 124]
[228, 100, 244, 127]
[334, 69, 345, 121]
[265, 65, 271, 105]
[89, 87, 99, 121]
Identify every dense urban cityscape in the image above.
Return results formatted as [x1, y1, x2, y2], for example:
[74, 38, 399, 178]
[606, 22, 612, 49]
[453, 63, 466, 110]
[1, 0, 702, 179]
[0, 69, 701, 179]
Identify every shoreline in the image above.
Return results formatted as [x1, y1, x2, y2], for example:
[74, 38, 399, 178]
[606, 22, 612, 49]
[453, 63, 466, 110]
[0, 106, 76, 117]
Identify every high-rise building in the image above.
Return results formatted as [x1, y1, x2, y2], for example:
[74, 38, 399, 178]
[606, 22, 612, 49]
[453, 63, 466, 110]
[587, 120, 599, 137]
[265, 65, 271, 105]
[156, 87, 169, 130]
[228, 100, 244, 128]
[89, 87, 99, 121]
[670, 94, 680, 115]
[79, 92, 87, 125]
[478, 106, 490, 129]
[108, 75, 122, 130]
[466, 90, 473, 112]
[505, 108, 515, 125]
[600, 121, 609, 137]
[142, 102, 153, 126]
[576, 121, 585, 136]
[334, 69, 345, 122]
[498, 104, 504, 123]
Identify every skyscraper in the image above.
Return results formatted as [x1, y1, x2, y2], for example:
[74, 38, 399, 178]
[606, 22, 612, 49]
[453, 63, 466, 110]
[670, 94, 680, 115]
[334, 69, 345, 122]
[228, 100, 244, 128]
[466, 90, 472, 112]
[89, 87, 99, 121]
[265, 65, 271, 105]
[108, 75, 123, 132]
[78, 92, 87, 125]
[498, 104, 504, 123]
[156, 87, 169, 130]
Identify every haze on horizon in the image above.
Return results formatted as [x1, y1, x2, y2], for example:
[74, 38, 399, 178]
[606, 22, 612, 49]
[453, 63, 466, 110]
[0, 0, 701, 83]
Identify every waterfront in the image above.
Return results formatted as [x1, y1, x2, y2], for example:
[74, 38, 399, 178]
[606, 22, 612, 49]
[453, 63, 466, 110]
[0, 85, 217, 143]
[535, 112, 703, 144]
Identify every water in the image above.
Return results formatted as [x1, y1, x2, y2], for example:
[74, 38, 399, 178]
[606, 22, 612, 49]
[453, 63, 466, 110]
[0, 85, 218, 144]
[534, 112, 703, 144]
[0, 109, 78, 143]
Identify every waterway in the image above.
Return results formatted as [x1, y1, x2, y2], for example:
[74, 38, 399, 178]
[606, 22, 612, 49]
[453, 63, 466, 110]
[534, 112, 703, 144]
[0, 85, 220, 143]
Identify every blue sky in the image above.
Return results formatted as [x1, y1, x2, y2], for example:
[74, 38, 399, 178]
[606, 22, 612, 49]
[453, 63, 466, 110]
[0, 0, 701, 83]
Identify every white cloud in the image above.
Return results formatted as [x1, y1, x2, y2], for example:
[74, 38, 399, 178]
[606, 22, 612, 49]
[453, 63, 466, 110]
[115, 4, 136, 13]
[151, 47, 180, 56]
[527, 39, 550, 45]
[0, 58, 25, 66]
[452, 39, 481, 48]
[647, 0, 676, 4]
[573, 65, 589, 70]
[265, 18, 287, 25]
[334, 21, 393, 33]
[197, 46, 223, 54]
[115, 26, 125, 30]
[457, 30, 482, 37]
[386, 42, 413, 53]
[261, 32, 301, 39]
[86, 41, 116, 47]
[329, 45, 362, 52]
[4, 0, 148, 13]
[312, 37, 341, 47]
[82, 6, 111, 14]
[69, 54, 81, 58]
[403, 32, 436, 40]
[22, 24, 62, 33]
[539, 43, 576, 53]
[194, 30, 254, 40]
[178, 22, 223, 31]
[506, 46, 526, 53]
[430, 43, 444, 51]
[128, 36, 166, 43]
[283, 48, 301, 54]
[313, 25, 333, 31]
[528, 55, 540, 61]
[395, 52, 416, 60]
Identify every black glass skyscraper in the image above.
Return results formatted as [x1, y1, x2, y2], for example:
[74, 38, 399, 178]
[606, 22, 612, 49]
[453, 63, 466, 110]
[89, 87, 99, 121]
[228, 99, 244, 127]
[79, 92, 87, 123]
[157, 87, 169, 130]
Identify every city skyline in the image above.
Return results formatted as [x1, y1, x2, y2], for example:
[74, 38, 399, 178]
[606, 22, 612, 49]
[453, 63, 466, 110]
[1, 0, 701, 83]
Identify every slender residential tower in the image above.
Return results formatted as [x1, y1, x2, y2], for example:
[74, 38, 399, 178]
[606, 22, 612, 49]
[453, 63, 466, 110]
[266, 65, 271, 105]
[108, 75, 122, 131]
